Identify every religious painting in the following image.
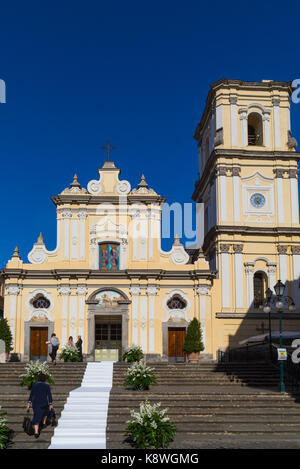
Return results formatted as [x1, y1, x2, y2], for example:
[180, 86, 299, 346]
[95, 290, 124, 308]
[99, 243, 120, 272]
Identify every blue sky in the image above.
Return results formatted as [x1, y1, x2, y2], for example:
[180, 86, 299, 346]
[0, 0, 300, 267]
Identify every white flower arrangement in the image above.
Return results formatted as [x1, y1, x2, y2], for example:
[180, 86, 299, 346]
[59, 344, 80, 362]
[19, 360, 54, 389]
[126, 400, 176, 449]
[0, 405, 10, 449]
[125, 360, 157, 390]
[122, 344, 144, 362]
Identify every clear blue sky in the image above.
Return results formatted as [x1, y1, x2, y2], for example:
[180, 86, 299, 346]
[0, 0, 300, 267]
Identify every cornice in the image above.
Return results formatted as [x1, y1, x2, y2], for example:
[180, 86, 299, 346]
[216, 312, 300, 319]
[2, 268, 214, 281]
[192, 149, 300, 201]
[51, 194, 166, 207]
[202, 225, 300, 254]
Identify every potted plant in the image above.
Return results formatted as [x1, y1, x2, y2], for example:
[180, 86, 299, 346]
[0, 406, 10, 449]
[19, 360, 55, 390]
[182, 317, 204, 363]
[122, 344, 144, 363]
[0, 318, 13, 361]
[126, 400, 177, 449]
[59, 344, 81, 362]
[124, 360, 157, 391]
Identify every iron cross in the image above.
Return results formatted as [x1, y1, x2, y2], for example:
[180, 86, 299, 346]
[100, 140, 116, 161]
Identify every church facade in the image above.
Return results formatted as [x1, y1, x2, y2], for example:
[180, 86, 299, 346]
[1, 78, 300, 361]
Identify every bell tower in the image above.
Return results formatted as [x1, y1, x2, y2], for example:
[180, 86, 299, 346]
[192, 79, 300, 322]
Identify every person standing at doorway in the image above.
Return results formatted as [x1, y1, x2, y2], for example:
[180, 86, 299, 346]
[68, 336, 74, 347]
[46, 333, 60, 365]
[26, 373, 53, 438]
[76, 335, 83, 361]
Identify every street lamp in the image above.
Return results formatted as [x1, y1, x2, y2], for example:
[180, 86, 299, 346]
[262, 280, 296, 393]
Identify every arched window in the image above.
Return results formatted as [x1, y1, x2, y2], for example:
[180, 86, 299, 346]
[253, 271, 268, 308]
[32, 295, 50, 309]
[99, 243, 120, 272]
[167, 295, 187, 310]
[248, 112, 263, 146]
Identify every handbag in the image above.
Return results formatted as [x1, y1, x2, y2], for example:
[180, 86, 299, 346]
[23, 410, 34, 435]
[46, 407, 57, 427]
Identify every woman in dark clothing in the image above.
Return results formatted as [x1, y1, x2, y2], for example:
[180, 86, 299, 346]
[26, 373, 53, 438]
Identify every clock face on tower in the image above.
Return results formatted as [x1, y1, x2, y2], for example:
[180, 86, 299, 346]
[250, 193, 266, 209]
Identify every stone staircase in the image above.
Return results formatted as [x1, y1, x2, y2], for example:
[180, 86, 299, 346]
[0, 362, 87, 449]
[107, 361, 300, 449]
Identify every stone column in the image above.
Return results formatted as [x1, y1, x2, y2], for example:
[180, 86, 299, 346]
[129, 286, 140, 347]
[245, 263, 255, 309]
[272, 98, 281, 148]
[220, 244, 231, 308]
[233, 244, 244, 309]
[273, 169, 285, 224]
[232, 167, 241, 223]
[58, 286, 71, 346]
[289, 169, 299, 225]
[292, 246, 300, 307]
[218, 167, 228, 223]
[77, 210, 88, 260]
[262, 110, 271, 148]
[239, 109, 248, 147]
[147, 286, 158, 354]
[277, 246, 288, 285]
[229, 96, 238, 147]
[268, 263, 277, 291]
[118, 300, 130, 358]
[6, 285, 20, 350]
[76, 286, 88, 346]
[61, 209, 72, 260]
[196, 285, 210, 352]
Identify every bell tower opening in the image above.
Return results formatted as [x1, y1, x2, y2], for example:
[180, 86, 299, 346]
[248, 112, 263, 146]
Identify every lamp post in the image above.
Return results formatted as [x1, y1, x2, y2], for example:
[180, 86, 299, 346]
[262, 280, 296, 393]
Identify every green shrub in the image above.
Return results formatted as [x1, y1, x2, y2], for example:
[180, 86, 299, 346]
[124, 361, 157, 390]
[122, 345, 144, 363]
[59, 344, 81, 362]
[19, 360, 55, 390]
[182, 317, 204, 354]
[126, 400, 177, 449]
[0, 318, 13, 354]
[0, 406, 10, 449]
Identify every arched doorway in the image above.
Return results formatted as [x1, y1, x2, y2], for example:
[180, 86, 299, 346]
[86, 288, 131, 361]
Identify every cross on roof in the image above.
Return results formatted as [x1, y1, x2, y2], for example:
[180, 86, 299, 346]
[100, 140, 116, 161]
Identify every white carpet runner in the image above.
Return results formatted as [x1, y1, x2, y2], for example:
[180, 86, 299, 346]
[48, 361, 115, 449]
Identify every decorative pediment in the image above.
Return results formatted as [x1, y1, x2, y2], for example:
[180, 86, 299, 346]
[87, 161, 131, 196]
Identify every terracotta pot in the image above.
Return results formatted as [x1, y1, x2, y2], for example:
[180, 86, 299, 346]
[187, 351, 199, 363]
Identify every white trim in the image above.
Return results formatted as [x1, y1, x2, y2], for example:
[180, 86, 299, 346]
[276, 177, 284, 223]
[221, 252, 230, 308]
[216, 104, 223, 130]
[140, 296, 147, 352]
[279, 254, 288, 285]
[273, 103, 281, 148]
[291, 177, 299, 224]
[219, 175, 227, 222]
[234, 252, 244, 308]
[233, 175, 240, 222]
[230, 101, 237, 146]
[293, 254, 300, 307]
